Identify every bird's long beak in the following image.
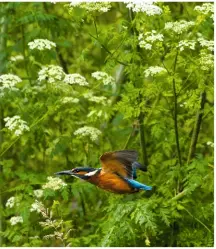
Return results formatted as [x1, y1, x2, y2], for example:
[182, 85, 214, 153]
[55, 170, 74, 176]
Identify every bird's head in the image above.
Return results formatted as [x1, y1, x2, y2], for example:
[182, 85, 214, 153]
[55, 167, 99, 180]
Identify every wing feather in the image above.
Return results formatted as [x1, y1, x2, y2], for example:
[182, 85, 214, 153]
[100, 150, 138, 178]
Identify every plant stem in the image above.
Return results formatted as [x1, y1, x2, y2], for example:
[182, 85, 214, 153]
[21, 25, 32, 86]
[43, 2, 69, 74]
[187, 91, 206, 164]
[172, 52, 182, 167]
[139, 112, 148, 169]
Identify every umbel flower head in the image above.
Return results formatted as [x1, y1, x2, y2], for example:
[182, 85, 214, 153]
[74, 126, 102, 142]
[83, 91, 107, 105]
[10, 216, 23, 226]
[38, 65, 65, 83]
[64, 74, 89, 86]
[4, 116, 30, 136]
[194, 3, 214, 18]
[124, 1, 162, 15]
[0, 74, 22, 90]
[92, 71, 115, 85]
[144, 66, 166, 77]
[138, 30, 163, 50]
[178, 40, 196, 52]
[69, 2, 112, 13]
[42, 176, 67, 191]
[28, 39, 56, 50]
[5, 196, 16, 208]
[164, 20, 195, 34]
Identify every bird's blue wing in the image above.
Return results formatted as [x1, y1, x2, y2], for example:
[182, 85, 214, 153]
[124, 178, 152, 191]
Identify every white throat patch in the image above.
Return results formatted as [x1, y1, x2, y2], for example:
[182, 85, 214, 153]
[85, 170, 98, 177]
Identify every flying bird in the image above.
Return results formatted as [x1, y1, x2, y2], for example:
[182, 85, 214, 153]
[55, 150, 152, 194]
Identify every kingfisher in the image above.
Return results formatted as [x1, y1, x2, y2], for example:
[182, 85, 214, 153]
[55, 150, 152, 194]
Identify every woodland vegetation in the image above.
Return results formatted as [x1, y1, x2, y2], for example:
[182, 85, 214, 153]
[0, 1, 214, 247]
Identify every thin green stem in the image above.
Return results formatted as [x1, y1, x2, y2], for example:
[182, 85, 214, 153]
[21, 25, 32, 86]
[184, 207, 212, 234]
[187, 91, 206, 164]
[139, 112, 148, 169]
[88, 33, 128, 66]
[172, 52, 182, 168]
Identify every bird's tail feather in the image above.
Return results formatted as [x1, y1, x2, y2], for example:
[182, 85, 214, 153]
[125, 178, 152, 191]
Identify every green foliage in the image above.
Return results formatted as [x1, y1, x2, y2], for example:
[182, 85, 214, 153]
[0, 2, 213, 247]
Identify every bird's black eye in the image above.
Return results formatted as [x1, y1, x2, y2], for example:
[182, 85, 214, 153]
[73, 169, 79, 173]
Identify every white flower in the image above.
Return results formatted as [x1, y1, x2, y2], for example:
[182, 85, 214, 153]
[124, 1, 162, 15]
[42, 176, 67, 191]
[33, 189, 44, 198]
[28, 39, 56, 51]
[4, 116, 30, 136]
[69, 2, 112, 13]
[64, 74, 88, 86]
[74, 126, 102, 142]
[165, 20, 195, 34]
[83, 92, 107, 105]
[6, 197, 16, 208]
[194, 3, 214, 17]
[199, 52, 214, 71]
[198, 37, 214, 52]
[38, 65, 65, 83]
[138, 30, 163, 50]
[144, 66, 166, 77]
[0, 74, 22, 90]
[10, 216, 23, 226]
[30, 200, 45, 213]
[10, 55, 24, 62]
[178, 40, 196, 52]
[92, 71, 115, 85]
[62, 97, 79, 104]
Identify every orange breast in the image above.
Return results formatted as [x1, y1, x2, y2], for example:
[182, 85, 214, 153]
[88, 172, 138, 194]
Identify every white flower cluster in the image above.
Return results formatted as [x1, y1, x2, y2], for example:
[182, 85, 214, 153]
[10, 55, 24, 62]
[165, 20, 195, 34]
[138, 30, 163, 50]
[144, 66, 166, 77]
[199, 52, 214, 71]
[10, 216, 23, 226]
[62, 97, 79, 104]
[92, 71, 115, 85]
[74, 126, 102, 142]
[34, 189, 43, 198]
[70, 2, 112, 13]
[42, 176, 67, 191]
[178, 40, 196, 52]
[124, 1, 162, 15]
[44, 231, 64, 240]
[198, 37, 214, 52]
[30, 200, 45, 213]
[0, 74, 22, 90]
[4, 116, 30, 136]
[28, 39, 56, 51]
[83, 92, 107, 105]
[207, 141, 214, 148]
[64, 74, 89, 86]
[38, 65, 65, 83]
[194, 3, 214, 19]
[6, 197, 16, 208]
